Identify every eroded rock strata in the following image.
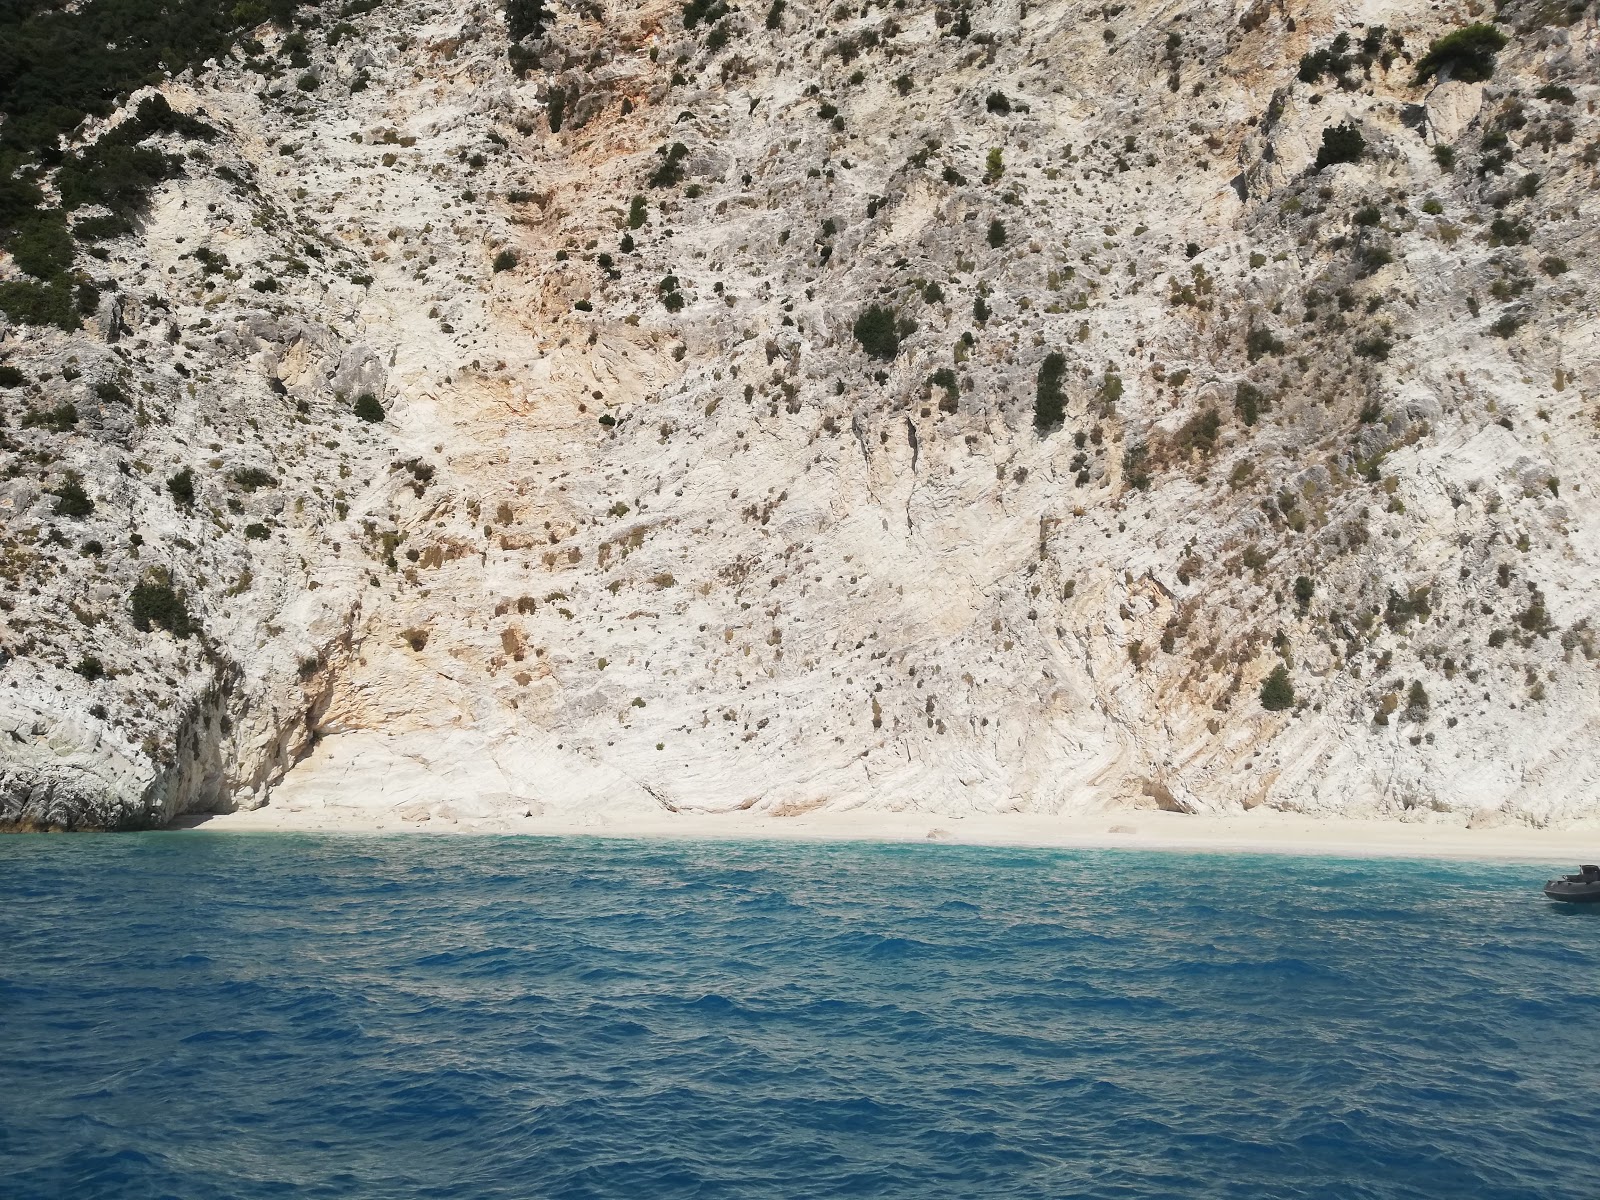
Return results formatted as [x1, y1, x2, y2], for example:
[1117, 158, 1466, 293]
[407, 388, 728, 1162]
[2, 0, 1597, 827]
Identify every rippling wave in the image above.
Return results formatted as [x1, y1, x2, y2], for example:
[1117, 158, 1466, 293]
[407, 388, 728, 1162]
[2, 835, 1597, 1198]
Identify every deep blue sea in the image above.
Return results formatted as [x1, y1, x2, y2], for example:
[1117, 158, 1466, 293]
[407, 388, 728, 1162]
[2, 835, 1598, 1199]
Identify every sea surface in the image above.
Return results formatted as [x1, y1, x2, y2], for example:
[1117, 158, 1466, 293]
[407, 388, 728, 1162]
[2, 834, 1597, 1199]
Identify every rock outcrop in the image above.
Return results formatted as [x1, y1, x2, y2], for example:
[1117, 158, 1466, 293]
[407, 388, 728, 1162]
[3, 0, 1598, 828]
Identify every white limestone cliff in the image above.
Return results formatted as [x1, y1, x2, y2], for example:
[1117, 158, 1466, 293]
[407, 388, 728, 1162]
[3, 0, 1598, 828]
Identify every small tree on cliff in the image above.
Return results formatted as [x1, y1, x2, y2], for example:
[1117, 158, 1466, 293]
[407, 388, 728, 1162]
[1260, 664, 1295, 711]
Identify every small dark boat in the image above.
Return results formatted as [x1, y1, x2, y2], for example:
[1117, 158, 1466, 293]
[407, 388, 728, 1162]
[1544, 865, 1600, 903]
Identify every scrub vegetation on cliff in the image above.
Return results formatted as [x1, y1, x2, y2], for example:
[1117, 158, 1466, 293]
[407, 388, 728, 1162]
[3, 0, 1599, 828]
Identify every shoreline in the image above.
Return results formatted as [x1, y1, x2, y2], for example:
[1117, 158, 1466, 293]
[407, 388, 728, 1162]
[171, 805, 1600, 864]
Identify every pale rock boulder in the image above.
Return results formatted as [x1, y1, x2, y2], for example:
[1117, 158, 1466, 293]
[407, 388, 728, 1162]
[1425, 81, 1483, 146]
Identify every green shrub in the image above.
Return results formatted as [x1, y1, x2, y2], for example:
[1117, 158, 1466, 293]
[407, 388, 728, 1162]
[52, 478, 94, 517]
[923, 281, 944, 304]
[853, 304, 900, 360]
[244, 522, 269, 540]
[985, 91, 1011, 114]
[1122, 442, 1151, 491]
[1033, 352, 1066, 431]
[1100, 372, 1123, 410]
[1432, 144, 1456, 172]
[628, 194, 648, 228]
[649, 142, 690, 188]
[932, 367, 959, 412]
[22, 402, 79, 431]
[1535, 84, 1575, 104]
[167, 467, 195, 506]
[131, 580, 193, 638]
[1172, 406, 1220, 456]
[682, 0, 728, 27]
[296, 71, 319, 90]
[0, 280, 79, 330]
[0, 365, 26, 387]
[987, 218, 1006, 248]
[354, 392, 386, 422]
[493, 248, 518, 272]
[1315, 123, 1366, 172]
[1405, 679, 1430, 715]
[547, 85, 567, 133]
[1246, 327, 1285, 362]
[1294, 575, 1314, 612]
[984, 147, 1003, 182]
[1234, 381, 1267, 426]
[766, 0, 785, 28]
[75, 655, 104, 681]
[232, 466, 277, 491]
[506, 0, 550, 41]
[1260, 663, 1294, 710]
[7, 213, 75, 279]
[1414, 23, 1507, 84]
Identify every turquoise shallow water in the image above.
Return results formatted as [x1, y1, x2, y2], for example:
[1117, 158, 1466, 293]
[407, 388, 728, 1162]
[1, 834, 1597, 1199]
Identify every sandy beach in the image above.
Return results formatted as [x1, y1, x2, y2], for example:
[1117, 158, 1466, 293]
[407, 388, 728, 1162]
[176, 803, 1600, 864]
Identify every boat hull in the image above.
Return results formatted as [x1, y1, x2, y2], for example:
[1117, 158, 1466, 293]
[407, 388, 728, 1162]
[1544, 883, 1600, 903]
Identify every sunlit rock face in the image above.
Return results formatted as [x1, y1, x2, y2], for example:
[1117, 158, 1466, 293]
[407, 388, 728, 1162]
[3, 0, 1597, 829]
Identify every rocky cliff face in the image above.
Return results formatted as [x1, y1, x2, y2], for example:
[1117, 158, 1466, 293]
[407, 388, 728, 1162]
[3, 0, 1598, 829]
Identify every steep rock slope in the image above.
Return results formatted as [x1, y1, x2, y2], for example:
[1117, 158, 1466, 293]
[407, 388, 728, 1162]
[2, 0, 1598, 827]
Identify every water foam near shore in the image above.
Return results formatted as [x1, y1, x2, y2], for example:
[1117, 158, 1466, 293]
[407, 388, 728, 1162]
[3, 834, 1598, 1199]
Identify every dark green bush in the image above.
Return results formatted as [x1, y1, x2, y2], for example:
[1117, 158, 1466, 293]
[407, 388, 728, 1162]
[506, 0, 549, 42]
[1246, 327, 1284, 362]
[167, 466, 195, 506]
[1172, 406, 1221, 456]
[1033, 352, 1066, 431]
[52, 478, 94, 517]
[232, 466, 277, 491]
[0, 364, 26, 387]
[987, 218, 1006, 248]
[1260, 664, 1294, 710]
[853, 304, 900, 360]
[354, 392, 385, 422]
[923, 281, 944, 304]
[985, 91, 1011, 114]
[1294, 575, 1314, 612]
[1414, 23, 1507, 84]
[244, 522, 269, 540]
[493, 248, 518, 272]
[0, 280, 79, 330]
[628, 194, 648, 229]
[932, 367, 959, 412]
[1235, 381, 1268, 426]
[547, 85, 567, 133]
[131, 580, 194, 638]
[1315, 123, 1365, 170]
[7, 213, 75, 279]
[649, 142, 690, 188]
[1122, 442, 1151, 491]
[682, 0, 728, 28]
[766, 0, 785, 28]
[22, 401, 79, 431]
[75, 655, 104, 681]
[1535, 84, 1575, 103]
